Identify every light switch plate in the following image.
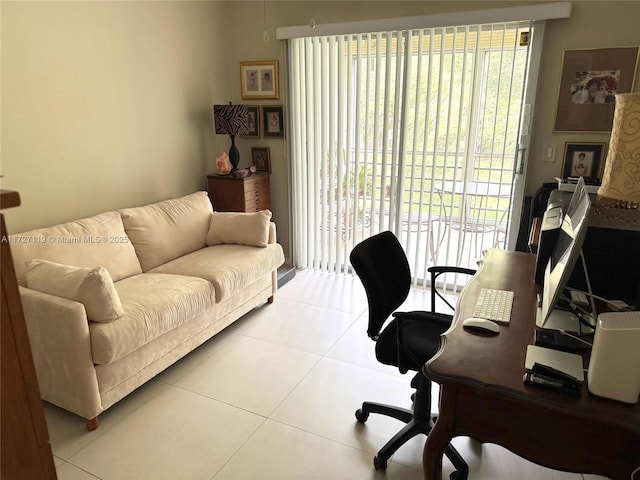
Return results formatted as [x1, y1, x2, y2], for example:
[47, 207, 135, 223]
[543, 143, 556, 162]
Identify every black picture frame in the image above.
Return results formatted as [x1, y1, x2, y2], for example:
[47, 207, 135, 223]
[263, 106, 284, 138]
[561, 142, 606, 180]
[241, 105, 260, 137]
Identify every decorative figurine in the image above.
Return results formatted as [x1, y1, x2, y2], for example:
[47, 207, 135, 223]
[216, 152, 232, 175]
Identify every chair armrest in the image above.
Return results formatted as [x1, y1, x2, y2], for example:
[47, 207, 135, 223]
[19, 286, 102, 420]
[427, 266, 476, 276]
[428, 266, 476, 313]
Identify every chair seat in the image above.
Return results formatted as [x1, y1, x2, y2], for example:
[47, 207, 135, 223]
[375, 311, 452, 371]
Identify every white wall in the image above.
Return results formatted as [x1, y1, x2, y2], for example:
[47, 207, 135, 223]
[2, 1, 639, 263]
[1, 1, 230, 232]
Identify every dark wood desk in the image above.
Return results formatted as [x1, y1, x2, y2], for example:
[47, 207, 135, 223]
[423, 249, 640, 480]
[1, 190, 57, 479]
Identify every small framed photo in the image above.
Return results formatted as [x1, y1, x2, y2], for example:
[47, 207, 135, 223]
[241, 105, 260, 137]
[554, 46, 639, 132]
[561, 143, 606, 180]
[263, 106, 284, 138]
[251, 147, 271, 173]
[240, 60, 279, 100]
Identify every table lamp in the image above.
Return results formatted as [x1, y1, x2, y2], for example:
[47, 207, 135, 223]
[595, 93, 640, 224]
[213, 103, 249, 172]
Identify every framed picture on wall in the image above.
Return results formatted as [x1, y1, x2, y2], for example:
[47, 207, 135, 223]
[561, 142, 606, 180]
[241, 105, 260, 137]
[251, 147, 271, 173]
[263, 106, 284, 138]
[553, 46, 639, 132]
[240, 60, 279, 100]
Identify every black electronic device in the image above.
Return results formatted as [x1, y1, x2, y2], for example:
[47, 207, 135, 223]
[523, 372, 581, 397]
[534, 206, 563, 284]
[531, 362, 582, 386]
[523, 362, 582, 397]
[534, 329, 590, 353]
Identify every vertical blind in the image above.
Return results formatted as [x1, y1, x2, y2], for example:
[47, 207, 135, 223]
[288, 22, 532, 289]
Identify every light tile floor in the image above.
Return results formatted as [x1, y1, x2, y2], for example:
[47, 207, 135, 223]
[48, 269, 605, 480]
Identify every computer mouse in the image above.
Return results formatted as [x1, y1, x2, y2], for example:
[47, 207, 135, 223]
[462, 317, 500, 333]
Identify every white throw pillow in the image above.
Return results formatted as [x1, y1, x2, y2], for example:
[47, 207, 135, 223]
[120, 191, 213, 271]
[205, 210, 271, 247]
[25, 259, 124, 322]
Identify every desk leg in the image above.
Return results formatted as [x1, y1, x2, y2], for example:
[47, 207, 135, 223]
[423, 385, 457, 480]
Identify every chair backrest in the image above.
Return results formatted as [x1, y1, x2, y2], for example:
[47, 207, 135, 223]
[350, 231, 411, 339]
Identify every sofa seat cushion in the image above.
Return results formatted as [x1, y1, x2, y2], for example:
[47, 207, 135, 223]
[10, 211, 142, 287]
[91, 273, 214, 364]
[150, 244, 284, 302]
[120, 192, 213, 272]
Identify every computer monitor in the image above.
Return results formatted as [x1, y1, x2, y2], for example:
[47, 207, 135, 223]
[536, 178, 591, 330]
[565, 177, 587, 219]
[534, 177, 587, 286]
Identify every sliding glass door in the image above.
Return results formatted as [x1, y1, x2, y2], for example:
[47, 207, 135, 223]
[288, 20, 543, 286]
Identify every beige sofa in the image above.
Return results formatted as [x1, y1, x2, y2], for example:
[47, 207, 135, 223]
[10, 191, 284, 430]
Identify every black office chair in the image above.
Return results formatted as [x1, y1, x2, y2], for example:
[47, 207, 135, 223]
[350, 230, 475, 478]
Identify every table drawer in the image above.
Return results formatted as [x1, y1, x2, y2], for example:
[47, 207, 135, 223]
[244, 175, 269, 193]
[244, 197, 269, 212]
[206, 172, 270, 213]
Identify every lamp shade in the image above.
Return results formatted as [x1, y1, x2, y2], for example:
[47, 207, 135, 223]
[213, 104, 249, 135]
[597, 93, 640, 207]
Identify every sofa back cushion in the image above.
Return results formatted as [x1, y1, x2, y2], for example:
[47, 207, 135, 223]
[10, 211, 142, 286]
[119, 191, 213, 271]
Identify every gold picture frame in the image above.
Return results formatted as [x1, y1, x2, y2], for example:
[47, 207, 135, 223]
[240, 60, 279, 100]
[553, 46, 639, 132]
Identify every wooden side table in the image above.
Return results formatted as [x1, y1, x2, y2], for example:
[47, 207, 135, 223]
[206, 172, 270, 212]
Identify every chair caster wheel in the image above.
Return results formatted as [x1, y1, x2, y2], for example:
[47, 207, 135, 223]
[373, 455, 387, 470]
[355, 409, 369, 423]
[450, 471, 467, 480]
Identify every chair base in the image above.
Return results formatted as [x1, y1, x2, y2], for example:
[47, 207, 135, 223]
[355, 374, 468, 479]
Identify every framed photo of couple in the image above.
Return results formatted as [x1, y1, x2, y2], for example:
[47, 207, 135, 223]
[553, 46, 639, 132]
[561, 143, 606, 181]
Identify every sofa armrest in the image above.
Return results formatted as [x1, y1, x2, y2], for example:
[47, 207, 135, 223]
[269, 221, 277, 245]
[19, 286, 102, 420]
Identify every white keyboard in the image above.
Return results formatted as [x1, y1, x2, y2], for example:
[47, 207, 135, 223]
[473, 288, 514, 325]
